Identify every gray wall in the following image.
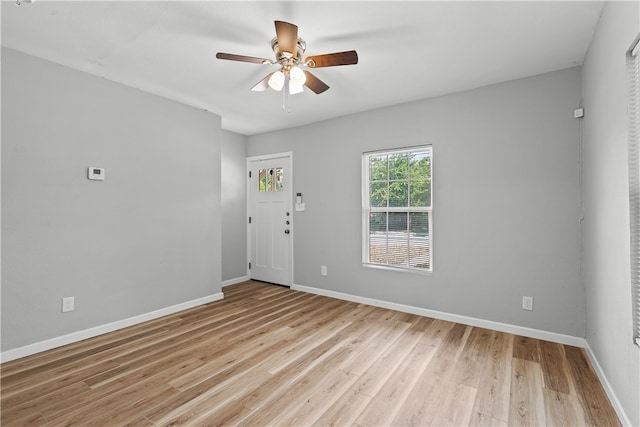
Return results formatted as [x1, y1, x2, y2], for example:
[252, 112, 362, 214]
[221, 129, 247, 282]
[248, 67, 583, 336]
[582, 2, 640, 425]
[1, 48, 222, 351]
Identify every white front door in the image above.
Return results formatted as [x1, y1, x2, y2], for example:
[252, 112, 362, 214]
[248, 153, 292, 286]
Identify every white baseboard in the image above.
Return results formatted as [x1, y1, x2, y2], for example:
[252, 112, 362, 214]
[222, 275, 250, 287]
[583, 342, 632, 426]
[291, 283, 585, 347]
[0, 292, 224, 363]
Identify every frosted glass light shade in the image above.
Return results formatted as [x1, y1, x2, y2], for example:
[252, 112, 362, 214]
[268, 71, 285, 91]
[289, 66, 306, 85]
[289, 81, 304, 94]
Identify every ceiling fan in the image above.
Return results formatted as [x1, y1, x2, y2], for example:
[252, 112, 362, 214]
[216, 20, 358, 95]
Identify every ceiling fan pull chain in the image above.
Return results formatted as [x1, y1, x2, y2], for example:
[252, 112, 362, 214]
[286, 80, 292, 113]
[282, 81, 287, 111]
[282, 78, 292, 113]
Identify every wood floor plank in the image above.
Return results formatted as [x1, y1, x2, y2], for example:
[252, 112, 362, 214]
[263, 303, 374, 376]
[508, 358, 547, 426]
[450, 326, 494, 388]
[426, 380, 477, 426]
[275, 369, 359, 426]
[0, 376, 93, 424]
[355, 321, 462, 426]
[539, 339, 571, 394]
[168, 326, 293, 391]
[41, 356, 205, 424]
[0, 315, 180, 379]
[543, 388, 588, 426]
[469, 411, 509, 427]
[389, 323, 471, 426]
[472, 330, 513, 423]
[312, 387, 373, 427]
[564, 345, 621, 427]
[1, 359, 121, 408]
[513, 334, 541, 362]
[236, 347, 356, 426]
[336, 319, 412, 377]
[344, 327, 424, 399]
[156, 368, 272, 426]
[1, 281, 620, 427]
[197, 400, 254, 427]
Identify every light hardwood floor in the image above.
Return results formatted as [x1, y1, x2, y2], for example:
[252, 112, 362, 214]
[1, 280, 620, 426]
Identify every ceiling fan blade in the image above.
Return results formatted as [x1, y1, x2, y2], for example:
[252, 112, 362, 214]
[216, 52, 272, 64]
[305, 50, 358, 68]
[275, 21, 298, 55]
[251, 73, 274, 92]
[303, 71, 330, 94]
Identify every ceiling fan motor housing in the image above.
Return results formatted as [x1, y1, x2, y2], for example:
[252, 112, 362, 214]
[271, 37, 307, 69]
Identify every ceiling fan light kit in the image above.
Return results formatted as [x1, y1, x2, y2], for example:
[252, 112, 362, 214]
[216, 20, 358, 108]
[268, 71, 285, 91]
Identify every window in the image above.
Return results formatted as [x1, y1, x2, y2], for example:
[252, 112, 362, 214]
[627, 34, 640, 346]
[363, 146, 432, 272]
[258, 167, 283, 192]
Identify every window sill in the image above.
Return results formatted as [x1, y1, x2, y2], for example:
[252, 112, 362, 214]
[363, 262, 432, 276]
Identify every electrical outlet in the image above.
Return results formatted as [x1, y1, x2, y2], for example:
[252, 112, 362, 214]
[321, 266, 327, 276]
[62, 296, 75, 313]
[522, 296, 533, 311]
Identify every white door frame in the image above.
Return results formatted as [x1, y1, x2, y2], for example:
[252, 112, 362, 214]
[246, 151, 294, 286]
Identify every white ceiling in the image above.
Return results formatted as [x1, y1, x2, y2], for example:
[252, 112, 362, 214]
[2, 1, 604, 135]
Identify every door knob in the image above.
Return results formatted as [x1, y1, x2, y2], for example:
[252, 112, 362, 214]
[284, 229, 290, 234]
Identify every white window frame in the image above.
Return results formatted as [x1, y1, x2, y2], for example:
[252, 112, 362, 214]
[362, 145, 433, 273]
[627, 34, 640, 347]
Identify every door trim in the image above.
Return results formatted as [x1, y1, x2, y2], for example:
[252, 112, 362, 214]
[246, 152, 294, 286]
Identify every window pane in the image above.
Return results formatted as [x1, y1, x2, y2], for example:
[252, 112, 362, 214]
[409, 212, 430, 269]
[388, 213, 409, 266]
[275, 167, 284, 191]
[389, 181, 408, 207]
[267, 169, 275, 191]
[388, 212, 408, 233]
[370, 182, 388, 207]
[369, 212, 388, 265]
[409, 212, 429, 235]
[259, 169, 267, 192]
[409, 237, 430, 269]
[388, 153, 408, 180]
[409, 151, 431, 180]
[369, 237, 387, 264]
[410, 180, 431, 207]
[370, 155, 388, 181]
[370, 212, 387, 233]
[388, 237, 409, 267]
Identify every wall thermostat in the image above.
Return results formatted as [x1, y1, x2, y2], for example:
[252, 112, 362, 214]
[88, 167, 105, 181]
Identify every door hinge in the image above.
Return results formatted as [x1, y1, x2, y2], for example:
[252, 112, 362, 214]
[249, 171, 252, 178]
[249, 262, 251, 269]
[249, 216, 252, 224]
